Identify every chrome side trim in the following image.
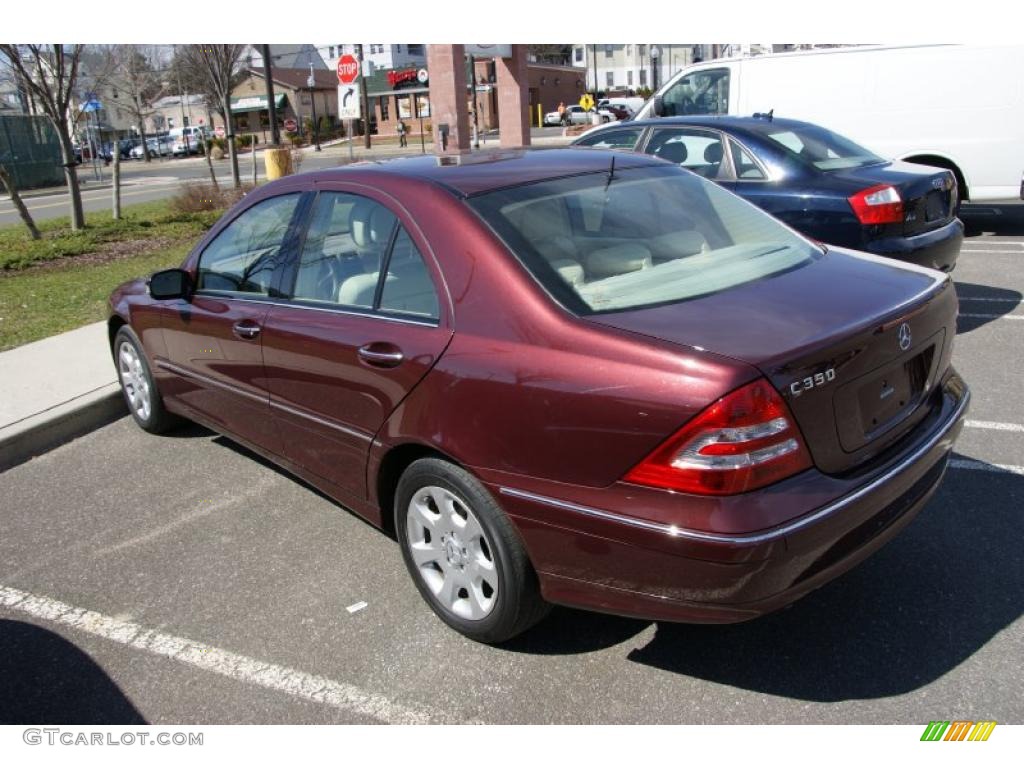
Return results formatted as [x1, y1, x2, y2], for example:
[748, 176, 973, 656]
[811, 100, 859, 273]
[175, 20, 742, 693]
[269, 398, 373, 443]
[192, 292, 440, 328]
[156, 359, 374, 444]
[155, 359, 265, 405]
[500, 388, 970, 546]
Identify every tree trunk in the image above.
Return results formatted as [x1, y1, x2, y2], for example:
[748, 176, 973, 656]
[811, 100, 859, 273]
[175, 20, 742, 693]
[112, 143, 121, 220]
[55, 128, 85, 230]
[223, 95, 240, 188]
[0, 163, 42, 240]
[139, 125, 151, 163]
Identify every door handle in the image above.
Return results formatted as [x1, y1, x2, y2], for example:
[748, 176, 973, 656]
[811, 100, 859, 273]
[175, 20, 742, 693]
[358, 343, 404, 368]
[232, 321, 261, 340]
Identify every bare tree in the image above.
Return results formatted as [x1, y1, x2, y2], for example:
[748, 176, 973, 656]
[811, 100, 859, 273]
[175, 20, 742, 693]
[0, 162, 41, 239]
[178, 44, 244, 188]
[0, 44, 87, 229]
[106, 45, 162, 163]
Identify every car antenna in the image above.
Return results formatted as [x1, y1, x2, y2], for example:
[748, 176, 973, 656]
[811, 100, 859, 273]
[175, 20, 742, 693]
[753, 109, 774, 121]
[604, 154, 617, 193]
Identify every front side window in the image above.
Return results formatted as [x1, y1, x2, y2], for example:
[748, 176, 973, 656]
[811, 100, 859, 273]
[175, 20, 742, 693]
[660, 67, 730, 116]
[468, 166, 819, 315]
[197, 194, 301, 295]
[575, 128, 643, 150]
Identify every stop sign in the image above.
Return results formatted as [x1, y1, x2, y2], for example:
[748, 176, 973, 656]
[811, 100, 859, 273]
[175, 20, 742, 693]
[337, 54, 359, 84]
[283, 118, 297, 132]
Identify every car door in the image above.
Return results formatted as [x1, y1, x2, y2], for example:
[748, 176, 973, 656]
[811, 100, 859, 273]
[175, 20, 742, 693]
[260, 186, 453, 498]
[159, 191, 307, 454]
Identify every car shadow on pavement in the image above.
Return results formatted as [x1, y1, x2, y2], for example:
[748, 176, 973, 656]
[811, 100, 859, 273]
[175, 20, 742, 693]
[955, 281, 1023, 334]
[0, 619, 147, 724]
[621, 454, 1023, 701]
[960, 203, 1024, 236]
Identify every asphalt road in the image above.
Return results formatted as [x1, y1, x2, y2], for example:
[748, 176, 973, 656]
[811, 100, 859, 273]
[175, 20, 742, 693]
[0, 128, 570, 227]
[0, 205, 1022, 725]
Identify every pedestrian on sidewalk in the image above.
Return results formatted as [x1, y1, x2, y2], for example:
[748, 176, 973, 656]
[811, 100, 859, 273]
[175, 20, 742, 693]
[397, 119, 408, 148]
[557, 101, 567, 126]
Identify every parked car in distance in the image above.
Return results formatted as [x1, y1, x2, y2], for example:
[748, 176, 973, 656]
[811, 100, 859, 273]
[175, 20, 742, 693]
[573, 115, 963, 272]
[544, 104, 593, 126]
[130, 135, 173, 159]
[601, 103, 634, 121]
[170, 126, 208, 156]
[108, 149, 969, 643]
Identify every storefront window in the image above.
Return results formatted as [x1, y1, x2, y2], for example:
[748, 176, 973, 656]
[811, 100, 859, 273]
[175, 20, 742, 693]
[380, 96, 389, 121]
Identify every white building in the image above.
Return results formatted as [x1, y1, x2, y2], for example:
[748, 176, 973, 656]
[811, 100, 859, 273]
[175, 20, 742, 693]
[572, 44, 697, 93]
[315, 44, 426, 76]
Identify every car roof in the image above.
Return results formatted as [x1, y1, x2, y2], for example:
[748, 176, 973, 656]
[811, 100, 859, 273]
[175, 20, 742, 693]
[306, 148, 666, 198]
[602, 114, 821, 136]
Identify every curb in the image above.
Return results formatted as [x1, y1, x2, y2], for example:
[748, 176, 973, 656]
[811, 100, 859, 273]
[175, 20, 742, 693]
[0, 383, 126, 472]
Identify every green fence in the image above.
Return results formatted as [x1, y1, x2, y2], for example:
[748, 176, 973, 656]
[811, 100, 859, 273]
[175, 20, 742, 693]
[0, 114, 64, 190]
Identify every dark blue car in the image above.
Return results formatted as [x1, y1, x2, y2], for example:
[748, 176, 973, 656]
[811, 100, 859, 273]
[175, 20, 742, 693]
[571, 115, 962, 272]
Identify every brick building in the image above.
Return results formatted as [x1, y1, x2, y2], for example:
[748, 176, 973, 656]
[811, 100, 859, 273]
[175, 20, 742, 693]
[230, 68, 339, 142]
[360, 60, 587, 140]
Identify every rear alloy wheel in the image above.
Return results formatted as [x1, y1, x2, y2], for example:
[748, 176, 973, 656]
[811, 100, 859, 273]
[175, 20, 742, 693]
[114, 326, 179, 434]
[396, 458, 550, 643]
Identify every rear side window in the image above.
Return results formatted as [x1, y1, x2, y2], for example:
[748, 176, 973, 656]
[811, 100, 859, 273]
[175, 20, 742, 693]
[288, 192, 439, 320]
[575, 128, 643, 150]
[645, 128, 727, 179]
[197, 194, 301, 295]
[729, 138, 768, 180]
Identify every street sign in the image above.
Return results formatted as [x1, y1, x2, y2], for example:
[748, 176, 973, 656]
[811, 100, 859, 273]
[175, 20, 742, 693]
[215, 126, 225, 138]
[337, 54, 360, 85]
[579, 93, 595, 111]
[283, 118, 298, 132]
[338, 83, 362, 120]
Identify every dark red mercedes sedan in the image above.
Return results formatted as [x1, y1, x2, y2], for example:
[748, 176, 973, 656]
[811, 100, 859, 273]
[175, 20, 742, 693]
[108, 149, 969, 643]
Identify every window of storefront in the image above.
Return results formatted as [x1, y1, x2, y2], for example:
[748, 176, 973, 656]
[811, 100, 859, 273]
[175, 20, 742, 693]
[380, 96, 389, 121]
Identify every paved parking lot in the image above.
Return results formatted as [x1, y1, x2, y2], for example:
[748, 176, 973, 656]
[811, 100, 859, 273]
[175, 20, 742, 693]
[1, 203, 1022, 725]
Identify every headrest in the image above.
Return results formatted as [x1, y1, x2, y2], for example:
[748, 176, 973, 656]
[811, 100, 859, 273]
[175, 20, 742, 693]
[656, 141, 688, 164]
[704, 142, 723, 163]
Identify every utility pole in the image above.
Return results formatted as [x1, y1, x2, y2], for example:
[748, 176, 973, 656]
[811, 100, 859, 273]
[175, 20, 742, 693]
[261, 44, 280, 146]
[355, 44, 371, 149]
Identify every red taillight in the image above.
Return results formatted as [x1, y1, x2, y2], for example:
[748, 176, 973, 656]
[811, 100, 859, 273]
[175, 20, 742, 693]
[848, 184, 903, 225]
[623, 379, 813, 496]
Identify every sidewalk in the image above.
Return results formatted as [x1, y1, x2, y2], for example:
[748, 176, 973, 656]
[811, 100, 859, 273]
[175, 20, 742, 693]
[0, 322, 124, 471]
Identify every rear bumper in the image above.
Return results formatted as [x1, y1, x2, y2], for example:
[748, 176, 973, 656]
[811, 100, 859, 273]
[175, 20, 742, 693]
[489, 374, 969, 624]
[866, 218, 963, 272]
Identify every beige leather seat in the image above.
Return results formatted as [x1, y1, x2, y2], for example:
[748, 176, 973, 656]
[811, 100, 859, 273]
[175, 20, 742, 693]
[336, 201, 397, 307]
[510, 202, 587, 286]
[585, 243, 653, 279]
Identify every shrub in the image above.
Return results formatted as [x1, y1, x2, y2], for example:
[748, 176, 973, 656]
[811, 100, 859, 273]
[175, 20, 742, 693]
[169, 183, 253, 215]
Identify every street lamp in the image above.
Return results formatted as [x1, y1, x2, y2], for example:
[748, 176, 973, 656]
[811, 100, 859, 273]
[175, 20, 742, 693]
[650, 45, 661, 92]
[307, 64, 321, 152]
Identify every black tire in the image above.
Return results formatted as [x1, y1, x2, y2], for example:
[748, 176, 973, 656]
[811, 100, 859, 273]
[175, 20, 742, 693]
[396, 457, 550, 643]
[113, 326, 180, 434]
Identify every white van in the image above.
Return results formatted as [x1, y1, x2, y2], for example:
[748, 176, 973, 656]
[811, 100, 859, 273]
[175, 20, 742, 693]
[635, 44, 1024, 202]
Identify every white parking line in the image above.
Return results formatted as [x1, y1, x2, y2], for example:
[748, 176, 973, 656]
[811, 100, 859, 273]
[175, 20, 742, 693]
[959, 313, 1024, 320]
[0, 584, 448, 724]
[950, 458, 1024, 476]
[965, 420, 1024, 433]
[960, 249, 1024, 255]
[957, 297, 1021, 303]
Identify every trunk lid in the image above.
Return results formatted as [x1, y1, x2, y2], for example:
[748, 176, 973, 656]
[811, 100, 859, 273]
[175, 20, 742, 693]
[832, 161, 958, 238]
[587, 248, 957, 475]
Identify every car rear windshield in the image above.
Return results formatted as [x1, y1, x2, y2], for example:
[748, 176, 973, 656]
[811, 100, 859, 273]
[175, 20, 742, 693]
[467, 164, 820, 315]
[753, 122, 885, 171]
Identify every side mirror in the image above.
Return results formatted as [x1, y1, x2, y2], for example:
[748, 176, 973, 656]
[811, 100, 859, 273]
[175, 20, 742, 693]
[652, 96, 664, 117]
[149, 268, 192, 300]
